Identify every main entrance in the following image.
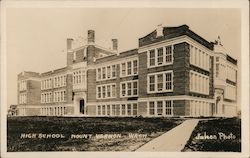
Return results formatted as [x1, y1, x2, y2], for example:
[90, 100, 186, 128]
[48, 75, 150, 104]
[79, 99, 85, 114]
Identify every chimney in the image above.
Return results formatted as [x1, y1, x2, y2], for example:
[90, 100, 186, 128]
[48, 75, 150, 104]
[156, 24, 163, 37]
[88, 30, 95, 44]
[67, 38, 73, 50]
[112, 39, 118, 51]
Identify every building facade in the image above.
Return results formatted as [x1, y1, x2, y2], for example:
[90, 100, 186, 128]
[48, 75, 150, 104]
[16, 24, 238, 117]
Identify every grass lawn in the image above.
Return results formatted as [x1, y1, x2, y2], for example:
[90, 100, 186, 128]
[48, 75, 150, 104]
[182, 117, 241, 152]
[8, 116, 183, 152]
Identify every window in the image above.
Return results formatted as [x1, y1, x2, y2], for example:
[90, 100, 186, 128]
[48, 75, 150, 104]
[148, 71, 173, 93]
[149, 50, 155, 66]
[107, 105, 110, 116]
[189, 44, 209, 71]
[107, 66, 111, 79]
[127, 104, 132, 116]
[165, 46, 172, 63]
[102, 105, 106, 115]
[96, 83, 116, 99]
[157, 48, 163, 65]
[120, 81, 138, 97]
[133, 60, 138, 75]
[116, 104, 120, 116]
[107, 85, 111, 97]
[132, 103, 138, 115]
[121, 104, 126, 115]
[149, 102, 155, 115]
[149, 76, 155, 91]
[165, 100, 172, 116]
[189, 70, 209, 95]
[127, 61, 132, 75]
[157, 74, 163, 91]
[102, 67, 106, 79]
[157, 101, 163, 115]
[120, 59, 138, 77]
[121, 63, 126, 76]
[112, 65, 116, 77]
[97, 87, 101, 98]
[112, 104, 116, 116]
[97, 68, 101, 80]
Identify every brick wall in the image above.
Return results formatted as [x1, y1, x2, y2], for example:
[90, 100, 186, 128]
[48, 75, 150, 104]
[173, 100, 185, 116]
[173, 42, 190, 95]
[138, 102, 147, 116]
[87, 69, 96, 103]
[25, 108, 40, 116]
[87, 105, 96, 116]
[66, 74, 73, 104]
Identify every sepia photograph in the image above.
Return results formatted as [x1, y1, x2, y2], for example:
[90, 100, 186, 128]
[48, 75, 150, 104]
[1, 0, 249, 158]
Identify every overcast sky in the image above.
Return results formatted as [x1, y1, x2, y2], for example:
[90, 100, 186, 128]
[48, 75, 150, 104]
[6, 8, 241, 107]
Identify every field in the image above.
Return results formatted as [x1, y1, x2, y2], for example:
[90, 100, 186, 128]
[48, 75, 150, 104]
[7, 116, 183, 152]
[182, 117, 241, 152]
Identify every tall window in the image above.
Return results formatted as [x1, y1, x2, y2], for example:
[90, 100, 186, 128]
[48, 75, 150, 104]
[133, 60, 138, 75]
[149, 50, 155, 66]
[121, 63, 126, 76]
[149, 101, 155, 115]
[157, 74, 163, 91]
[157, 48, 163, 65]
[112, 65, 116, 78]
[165, 100, 172, 115]
[98, 68, 101, 80]
[127, 61, 132, 75]
[165, 46, 172, 63]
[102, 67, 106, 79]
[157, 101, 163, 115]
[107, 66, 111, 79]
[97, 64, 116, 81]
[120, 59, 138, 77]
[149, 76, 155, 92]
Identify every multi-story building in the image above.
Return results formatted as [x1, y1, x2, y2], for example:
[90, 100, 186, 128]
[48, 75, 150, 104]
[16, 24, 238, 117]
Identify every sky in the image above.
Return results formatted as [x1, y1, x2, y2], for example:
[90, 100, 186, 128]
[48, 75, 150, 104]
[6, 8, 241, 108]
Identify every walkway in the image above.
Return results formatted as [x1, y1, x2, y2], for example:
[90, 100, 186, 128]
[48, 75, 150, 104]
[136, 119, 199, 152]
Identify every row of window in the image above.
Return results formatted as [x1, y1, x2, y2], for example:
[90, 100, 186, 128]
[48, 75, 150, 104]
[226, 65, 237, 82]
[19, 93, 27, 104]
[120, 59, 138, 77]
[190, 45, 210, 71]
[40, 106, 66, 116]
[54, 90, 66, 102]
[224, 84, 236, 101]
[189, 100, 212, 117]
[19, 80, 27, 91]
[121, 80, 138, 97]
[148, 71, 173, 93]
[41, 78, 53, 90]
[97, 64, 116, 81]
[148, 100, 173, 116]
[54, 75, 67, 88]
[97, 84, 116, 99]
[148, 45, 173, 67]
[73, 69, 86, 85]
[190, 71, 209, 95]
[96, 103, 138, 116]
[41, 92, 52, 103]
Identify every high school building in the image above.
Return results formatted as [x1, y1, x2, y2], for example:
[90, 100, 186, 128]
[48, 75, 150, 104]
[16, 24, 238, 117]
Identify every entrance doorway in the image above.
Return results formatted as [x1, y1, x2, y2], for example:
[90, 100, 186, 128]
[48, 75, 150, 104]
[80, 99, 85, 114]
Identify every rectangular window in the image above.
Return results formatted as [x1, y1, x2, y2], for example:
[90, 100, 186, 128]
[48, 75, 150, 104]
[157, 74, 163, 91]
[165, 100, 172, 115]
[149, 49, 155, 66]
[107, 105, 110, 116]
[133, 81, 138, 95]
[102, 67, 106, 79]
[157, 101, 163, 115]
[107, 66, 111, 79]
[149, 75, 155, 92]
[165, 45, 172, 63]
[116, 104, 120, 116]
[121, 104, 126, 115]
[97, 68, 101, 80]
[165, 73, 172, 90]
[112, 104, 116, 116]
[149, 102, 155, 115]
[97, 87, 101, 98]
[102, 105, 106, 115]
[121, 83, 126, 97]
[121, 63, 126, 76]
[133, 60, 138, 75]
[132, 103, 138, 116]
[102, 86, 106, 98]
[111, 84, 116, 97]
[107, 85, 111, 98]
[112, 65, 116, 77]
[127, 61, 132, 75]
[127, 82, 132, 96]
[127, 104, 132, 116]
[97, 106, 101, 115]
[157, 48, 163, 65]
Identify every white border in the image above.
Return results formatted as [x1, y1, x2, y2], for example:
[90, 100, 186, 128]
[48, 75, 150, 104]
[1, 0, 249, 158]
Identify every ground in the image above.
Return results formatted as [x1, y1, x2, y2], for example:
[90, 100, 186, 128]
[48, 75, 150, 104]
[182, 117, 241, 152]
[7, 116, 183, 151]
